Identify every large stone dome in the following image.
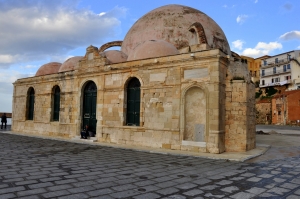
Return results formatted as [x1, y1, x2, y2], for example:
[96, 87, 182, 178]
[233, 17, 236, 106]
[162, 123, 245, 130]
[121, 4, 231, 57]
[35, 62, 62, 76]
[58, 56, 83, 73]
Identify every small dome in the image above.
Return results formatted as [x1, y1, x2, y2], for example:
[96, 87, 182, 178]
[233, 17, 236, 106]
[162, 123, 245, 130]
[35, 62, 62, 76]
[100, 50, 127, 63]
[58, 56, 83, 72]
[127, 40, 179, 61]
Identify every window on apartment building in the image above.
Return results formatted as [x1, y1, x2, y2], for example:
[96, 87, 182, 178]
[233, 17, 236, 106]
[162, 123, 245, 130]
[272, 78, 280, 83]
[262, 80, 265, 85]
[273, 67, 276, 74]
[250, 70, 252, 76]
[254, 71, 257, 77]
[283, 65, 286, 72]
[278, 111, 281, 115]
[262, 70, 265, 76]
[264, 60, 267, 66]
[285, 76, 291, 80]
[287, 64, 291, 69]
[275, 58, 278, 63]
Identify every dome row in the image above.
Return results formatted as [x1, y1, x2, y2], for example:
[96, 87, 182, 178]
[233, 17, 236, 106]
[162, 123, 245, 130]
[35, 56, 83, 76]
[35, 4, 231, 76]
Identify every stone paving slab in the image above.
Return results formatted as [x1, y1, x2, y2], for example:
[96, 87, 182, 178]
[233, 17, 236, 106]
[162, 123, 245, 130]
[0, 132, 300, 198]
[1, 130, 270, 162]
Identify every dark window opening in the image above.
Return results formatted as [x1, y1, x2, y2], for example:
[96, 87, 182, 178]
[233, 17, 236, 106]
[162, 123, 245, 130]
[126, 77, 141, 126]
[53, 86, 60, 121]
[27, 88, 35, 120]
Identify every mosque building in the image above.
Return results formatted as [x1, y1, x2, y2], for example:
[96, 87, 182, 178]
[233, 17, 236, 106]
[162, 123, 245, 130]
[12, 4, 256, 154]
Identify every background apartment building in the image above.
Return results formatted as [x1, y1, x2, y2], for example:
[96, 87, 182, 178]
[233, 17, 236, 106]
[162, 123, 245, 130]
[241, 55, 270, 83]
[260, 50, 300, 91]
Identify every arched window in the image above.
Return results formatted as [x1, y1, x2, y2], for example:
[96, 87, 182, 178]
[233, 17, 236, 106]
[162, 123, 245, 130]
[126, 77, 141, 126]
[53, 86, 60, 121]
[27, 88, 35, 120]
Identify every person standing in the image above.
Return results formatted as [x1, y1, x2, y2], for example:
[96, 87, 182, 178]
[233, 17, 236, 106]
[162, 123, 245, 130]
[1, 113, 7, 129]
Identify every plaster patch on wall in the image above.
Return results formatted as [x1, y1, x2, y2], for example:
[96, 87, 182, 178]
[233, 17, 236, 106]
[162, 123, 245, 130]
[150, 73, 166, 82]
[184, 68, 208, 79]
[88, 53, 94, 60]
[112, 74, 122, 81]
[105, 75, 113, 85]
[195, 123, 205, 142]
[150, 98, 159, 103]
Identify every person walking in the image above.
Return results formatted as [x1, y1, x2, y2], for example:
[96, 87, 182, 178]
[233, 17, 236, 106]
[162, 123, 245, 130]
[1, 113, 7, 129]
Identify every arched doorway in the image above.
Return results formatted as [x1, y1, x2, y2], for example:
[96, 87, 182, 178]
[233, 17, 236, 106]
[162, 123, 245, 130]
[126, 77, 141, 126]
[82, 81, 97, 134]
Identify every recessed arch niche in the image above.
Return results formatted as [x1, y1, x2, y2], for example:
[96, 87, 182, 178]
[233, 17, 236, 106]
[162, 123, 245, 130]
[184, 86, 206, 142]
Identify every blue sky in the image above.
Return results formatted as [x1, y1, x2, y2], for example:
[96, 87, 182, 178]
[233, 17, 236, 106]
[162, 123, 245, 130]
[0, 0, 299, 113]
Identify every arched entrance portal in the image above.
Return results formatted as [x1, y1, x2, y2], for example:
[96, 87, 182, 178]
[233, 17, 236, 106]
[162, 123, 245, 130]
[82, 81, 97, 134]
[126, 77, 141, 126]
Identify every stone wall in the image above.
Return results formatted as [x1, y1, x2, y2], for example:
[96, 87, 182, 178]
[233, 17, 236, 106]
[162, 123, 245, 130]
[224, 61, 256, 152]
[12, 48, 256, 154]
[256, 99, 271, 124]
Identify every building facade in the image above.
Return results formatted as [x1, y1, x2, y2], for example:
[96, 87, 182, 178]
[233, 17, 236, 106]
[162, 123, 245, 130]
[241, 55, 270, 83]
[271, 90, 300, 125]
[12, 4, 256, 153]
[260, 50, 300, 91]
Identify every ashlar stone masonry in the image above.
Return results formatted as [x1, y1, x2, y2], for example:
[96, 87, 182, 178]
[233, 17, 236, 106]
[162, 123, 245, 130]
[12, 4, 255, 154]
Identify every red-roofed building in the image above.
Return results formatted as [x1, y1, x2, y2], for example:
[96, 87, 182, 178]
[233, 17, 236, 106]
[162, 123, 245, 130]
[271, 90, 300, 125]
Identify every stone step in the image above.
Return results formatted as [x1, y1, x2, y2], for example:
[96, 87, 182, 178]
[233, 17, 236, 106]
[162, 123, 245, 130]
[72, 136, 97, 142]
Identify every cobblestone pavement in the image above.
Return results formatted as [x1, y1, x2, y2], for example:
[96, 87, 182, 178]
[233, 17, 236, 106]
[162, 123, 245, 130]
[1, 133, 300, 199]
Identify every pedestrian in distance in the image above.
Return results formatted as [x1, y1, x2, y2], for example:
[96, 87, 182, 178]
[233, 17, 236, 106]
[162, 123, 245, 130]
[1, 113, 7, 129]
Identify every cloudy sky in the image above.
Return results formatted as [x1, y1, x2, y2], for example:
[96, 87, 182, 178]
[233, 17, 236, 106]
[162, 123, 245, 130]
[0, 0, 299, 113]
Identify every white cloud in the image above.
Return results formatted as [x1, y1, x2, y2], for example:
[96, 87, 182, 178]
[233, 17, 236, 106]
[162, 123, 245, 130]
[0, 55, 14, 64]
[297, 46, 300, 49]
[19, 65, 39, 69]
[279, 31, 300, 40]
[232, 40, 244, 50]
[0, 0, 127, 68]
[241, 42, 282, 57]
[0, 69, 31, 112]
[0, 70, 31, 94]
[236, 15, 248, 24]
[223, 4, 236, 9]
[255, 0, 258, 3]
[99, 12, 106, 16]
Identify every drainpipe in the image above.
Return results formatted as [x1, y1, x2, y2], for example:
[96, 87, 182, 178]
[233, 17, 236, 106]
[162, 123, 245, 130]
[283, 95, 286, 125]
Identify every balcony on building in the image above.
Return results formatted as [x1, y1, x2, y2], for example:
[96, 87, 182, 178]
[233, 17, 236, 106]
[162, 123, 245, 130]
[260, 68, 291, 77]
[259, 79, 292, 88]
[260, 57, 293, 68]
